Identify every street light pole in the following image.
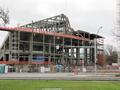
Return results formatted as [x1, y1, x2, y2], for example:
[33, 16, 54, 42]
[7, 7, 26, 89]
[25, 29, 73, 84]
[97, 26, 103, 34]
[78, 32, 85, 72]
[94, 38, 97, 73]
[94, 26, 103, 73]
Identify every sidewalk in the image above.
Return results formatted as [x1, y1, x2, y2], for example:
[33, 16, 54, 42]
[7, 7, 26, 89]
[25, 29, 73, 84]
[0, 72, 120, 80]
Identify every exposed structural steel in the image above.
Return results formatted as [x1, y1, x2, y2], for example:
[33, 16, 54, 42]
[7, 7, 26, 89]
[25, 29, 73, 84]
[0, 14, 104, 71]
[21, 14, 74, 34]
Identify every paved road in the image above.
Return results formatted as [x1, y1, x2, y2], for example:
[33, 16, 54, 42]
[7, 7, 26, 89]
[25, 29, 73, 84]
[0, 73, 120, 80]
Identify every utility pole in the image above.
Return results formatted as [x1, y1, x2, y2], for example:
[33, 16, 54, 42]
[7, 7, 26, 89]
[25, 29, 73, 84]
[79, 34, 84, 72]
[117, 0, 120, 65]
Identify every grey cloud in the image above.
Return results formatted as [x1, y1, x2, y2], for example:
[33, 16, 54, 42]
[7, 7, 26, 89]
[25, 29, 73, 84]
[0, 0, 116, 46]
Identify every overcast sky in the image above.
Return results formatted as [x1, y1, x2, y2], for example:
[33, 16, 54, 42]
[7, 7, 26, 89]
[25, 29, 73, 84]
[0, 0, 116, 47]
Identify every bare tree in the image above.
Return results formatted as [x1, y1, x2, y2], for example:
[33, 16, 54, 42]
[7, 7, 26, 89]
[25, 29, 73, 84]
[0, 7, 9, 26]
[105, 45, 118, 65]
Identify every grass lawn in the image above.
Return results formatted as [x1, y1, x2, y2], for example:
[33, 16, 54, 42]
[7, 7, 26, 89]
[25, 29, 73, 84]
[0, 80, 120, 90]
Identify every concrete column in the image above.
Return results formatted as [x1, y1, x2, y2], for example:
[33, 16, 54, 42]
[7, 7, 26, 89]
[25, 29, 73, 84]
[29, 33, 33, 61]
[62, 37, 65, 64]
[18, 31, 20, 61]
[49, 38, 51, 63]
[43, 34, 45, 57]
[70, 38, 73, 65]
[3, 44, 5, 61]
[9, 32, 12, 61]
[53, 35, 55, 63]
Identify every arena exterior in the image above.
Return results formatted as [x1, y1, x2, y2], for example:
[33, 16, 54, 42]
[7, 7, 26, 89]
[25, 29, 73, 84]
[0, 14, 104, 72]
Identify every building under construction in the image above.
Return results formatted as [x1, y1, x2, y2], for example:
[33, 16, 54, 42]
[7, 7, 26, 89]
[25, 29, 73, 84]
[0, 14, 104, 72]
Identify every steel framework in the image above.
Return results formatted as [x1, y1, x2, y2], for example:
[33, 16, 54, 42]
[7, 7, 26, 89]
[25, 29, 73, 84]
[0, 14, 104, 72]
